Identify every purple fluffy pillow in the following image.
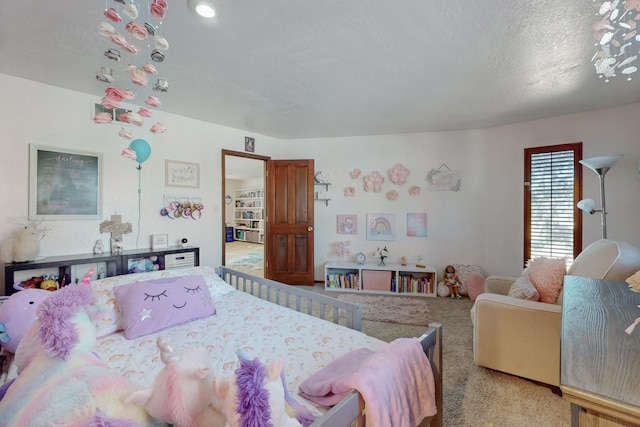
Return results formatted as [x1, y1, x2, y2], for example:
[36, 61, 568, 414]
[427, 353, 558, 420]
[114, 275, 216, 340]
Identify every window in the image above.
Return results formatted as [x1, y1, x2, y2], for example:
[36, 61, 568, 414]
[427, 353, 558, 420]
[524, 143, 583, 263]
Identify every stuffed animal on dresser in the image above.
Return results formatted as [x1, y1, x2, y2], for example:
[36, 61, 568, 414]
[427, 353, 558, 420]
[0, 226, 40, 263]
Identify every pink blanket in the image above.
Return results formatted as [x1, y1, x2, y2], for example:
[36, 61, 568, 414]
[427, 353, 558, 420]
[299, 338, 436, 427]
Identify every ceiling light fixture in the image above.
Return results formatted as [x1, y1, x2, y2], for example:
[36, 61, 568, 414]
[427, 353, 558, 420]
[577, 154, 623, 239]
[591, 1, 639, 82]
[188, 0, 216, 18]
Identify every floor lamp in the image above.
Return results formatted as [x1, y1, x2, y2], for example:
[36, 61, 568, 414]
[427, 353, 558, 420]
[577, 154, 623, 239]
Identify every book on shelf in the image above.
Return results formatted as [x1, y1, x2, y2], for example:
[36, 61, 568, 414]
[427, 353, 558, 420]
[325, 272, 360, 290]
[397, 273, 434, 294]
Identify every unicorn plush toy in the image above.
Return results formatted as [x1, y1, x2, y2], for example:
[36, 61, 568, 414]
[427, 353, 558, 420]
[126, 337, 227, 427]
[213, 350, 315, 427]
[0, 285, 155, 426]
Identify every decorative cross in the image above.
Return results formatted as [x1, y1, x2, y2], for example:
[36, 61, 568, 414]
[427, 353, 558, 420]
[99, 214, 132, 253]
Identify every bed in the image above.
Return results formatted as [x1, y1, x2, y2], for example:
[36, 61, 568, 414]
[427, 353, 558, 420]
[0, 266, 443, 427]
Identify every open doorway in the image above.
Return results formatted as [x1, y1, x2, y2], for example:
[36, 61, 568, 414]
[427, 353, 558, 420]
[222, 150, 269, 278]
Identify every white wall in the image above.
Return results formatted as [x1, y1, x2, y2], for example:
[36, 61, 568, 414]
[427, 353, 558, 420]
[2, 73, 639, 289]
[0, 74, 284, 293]
[290, 105, 640, 280]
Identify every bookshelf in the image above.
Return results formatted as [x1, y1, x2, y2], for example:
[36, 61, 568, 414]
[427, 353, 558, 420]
[324, 261, 437, 297]
[3, 246, 199, 296]
[234, 187, 264, 244]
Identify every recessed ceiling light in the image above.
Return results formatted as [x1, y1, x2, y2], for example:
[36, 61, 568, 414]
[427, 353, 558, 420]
[188, 0, 216, 18]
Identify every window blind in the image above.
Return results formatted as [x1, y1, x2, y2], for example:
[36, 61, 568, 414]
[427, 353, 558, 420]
[529, 150, 576, 260]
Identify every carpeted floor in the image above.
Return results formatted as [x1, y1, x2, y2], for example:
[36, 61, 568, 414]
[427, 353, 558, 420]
[305, 285, 571, 427]
[335, 292, 431, 326]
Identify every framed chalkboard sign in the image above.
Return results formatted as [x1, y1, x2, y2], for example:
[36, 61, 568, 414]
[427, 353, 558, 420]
[29, 145, 103, 220]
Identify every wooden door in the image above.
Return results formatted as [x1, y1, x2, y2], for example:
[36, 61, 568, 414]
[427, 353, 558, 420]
[266, 159, 314, 285]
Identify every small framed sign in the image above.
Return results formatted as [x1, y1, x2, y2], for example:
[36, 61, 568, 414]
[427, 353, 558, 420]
[151, 234, 169, 250]
[244, 137, 255, 153]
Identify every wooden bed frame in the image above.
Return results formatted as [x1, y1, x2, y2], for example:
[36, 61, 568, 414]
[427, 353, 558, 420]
[217, 267, 443, 427]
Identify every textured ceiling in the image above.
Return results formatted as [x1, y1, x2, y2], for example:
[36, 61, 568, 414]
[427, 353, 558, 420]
[1, 1, 639, 139]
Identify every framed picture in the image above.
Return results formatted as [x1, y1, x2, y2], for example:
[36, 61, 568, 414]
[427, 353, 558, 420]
[151, 233, 169, 250]
[366, 213, 395, 241]
[91, 99, 133, 125]
[337, 214, 357, 234]
[244, 137, 255, 153]
[407, 212, 427, 237]
[29, 145, 103, 220]
[165, 160, 200, 188]
[426, 164, 461, 191]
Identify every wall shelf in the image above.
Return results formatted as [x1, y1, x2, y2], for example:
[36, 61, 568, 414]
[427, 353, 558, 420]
[314, 183, 331, 206]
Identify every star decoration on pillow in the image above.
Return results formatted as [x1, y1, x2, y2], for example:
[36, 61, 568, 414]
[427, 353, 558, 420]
[138, 307, 152, 321]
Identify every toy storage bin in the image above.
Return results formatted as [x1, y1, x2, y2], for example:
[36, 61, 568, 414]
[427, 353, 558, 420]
[361, 270, 392, 291]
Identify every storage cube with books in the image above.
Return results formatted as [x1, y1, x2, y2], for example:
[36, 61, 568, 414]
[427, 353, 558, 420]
[324, 261, 437, 297]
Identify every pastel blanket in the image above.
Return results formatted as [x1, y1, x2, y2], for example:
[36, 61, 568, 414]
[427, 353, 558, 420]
[299, 338, 436, 427]
[0, 285, 158, 427]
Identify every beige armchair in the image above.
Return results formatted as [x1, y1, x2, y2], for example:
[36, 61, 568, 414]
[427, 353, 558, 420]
[471, 239, 640, 386]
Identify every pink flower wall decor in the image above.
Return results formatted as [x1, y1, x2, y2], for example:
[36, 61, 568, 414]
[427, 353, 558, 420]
[409, 185, 421, 196]
[350, 168, 361, 179]
[344, 187, 355, 197]
[386, 190, 398, 201]
[388, 163, 410, 185]
[363, 171, 384, 192]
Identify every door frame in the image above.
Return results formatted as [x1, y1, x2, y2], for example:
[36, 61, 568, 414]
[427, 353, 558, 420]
[221, 149, 271, 268]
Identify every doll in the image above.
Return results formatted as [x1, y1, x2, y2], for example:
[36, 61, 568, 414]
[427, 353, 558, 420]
[444, 265, 462, 299]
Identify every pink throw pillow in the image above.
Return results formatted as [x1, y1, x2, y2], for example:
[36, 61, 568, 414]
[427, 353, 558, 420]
[526, 257, 566, 304]
[466, 272, 485, 301]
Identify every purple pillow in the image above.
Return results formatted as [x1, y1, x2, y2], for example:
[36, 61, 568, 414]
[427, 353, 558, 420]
[114, 275, 216, 340]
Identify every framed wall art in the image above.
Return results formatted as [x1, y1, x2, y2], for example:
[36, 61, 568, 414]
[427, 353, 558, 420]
[426, 163, 461, 192]
[151, 233, 169, 250]
[165, 160, 200, 188]
[244, 136, 255, 153]
[90, 99, 133, 125]
[366, 213, 395, 241]
[29, 145, 103, 220]
[407, 212, 427, 237]
[337, 214, 357, 234]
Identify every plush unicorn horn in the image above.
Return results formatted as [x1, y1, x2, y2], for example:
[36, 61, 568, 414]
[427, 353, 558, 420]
[79, 266, 96, 285]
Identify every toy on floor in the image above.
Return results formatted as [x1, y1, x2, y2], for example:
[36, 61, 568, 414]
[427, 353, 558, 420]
[213, 350, 315, 427]
[444, 265, 463, 299]
[0, 285, 155, 426]
[126, 337, 226, 427]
